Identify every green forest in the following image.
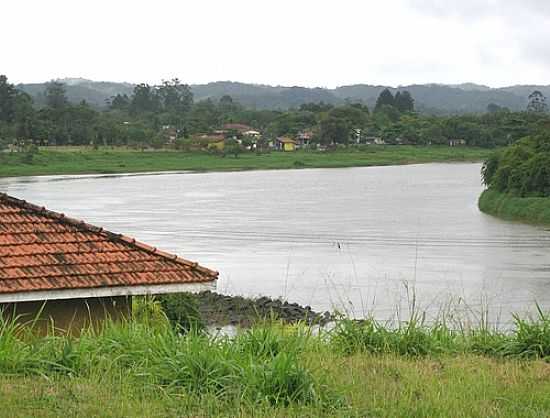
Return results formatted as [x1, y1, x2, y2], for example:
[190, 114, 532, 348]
[2, 75, 550, 152]
[479, 129, 550, 225]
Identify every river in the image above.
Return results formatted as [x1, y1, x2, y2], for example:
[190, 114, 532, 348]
[1, 163, 549, 326]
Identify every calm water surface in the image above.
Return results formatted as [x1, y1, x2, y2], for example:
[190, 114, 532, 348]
[2, 164, 549, 325]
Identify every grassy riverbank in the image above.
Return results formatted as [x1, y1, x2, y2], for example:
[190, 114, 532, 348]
[2, 299, 550, 417]
[0, 146, 494, 177]
[479, 189, 550, 226]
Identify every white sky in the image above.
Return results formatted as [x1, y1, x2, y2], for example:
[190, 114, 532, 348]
[3, 0, 550, 87]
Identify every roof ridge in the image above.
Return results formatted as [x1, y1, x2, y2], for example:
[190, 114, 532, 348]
[0, 193, 218, 278]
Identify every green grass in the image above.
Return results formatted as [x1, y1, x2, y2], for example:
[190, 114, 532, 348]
[0, 146, 495, 177]
[479, 189, 550, 226]
[2, 302, 550, 417]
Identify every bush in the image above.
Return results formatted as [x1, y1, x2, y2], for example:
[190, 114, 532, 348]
[159, 293, 204, 333]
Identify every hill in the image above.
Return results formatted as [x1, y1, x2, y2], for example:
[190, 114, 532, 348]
[15, 78, 548, 114]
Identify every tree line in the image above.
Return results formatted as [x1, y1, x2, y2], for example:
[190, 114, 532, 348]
[1, 74, 549, 151]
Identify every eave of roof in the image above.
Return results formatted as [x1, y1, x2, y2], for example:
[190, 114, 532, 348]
[0, 193, 219, 296]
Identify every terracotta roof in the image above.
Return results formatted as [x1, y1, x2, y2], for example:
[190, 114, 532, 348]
[222, 123, 253, 132]
[0, 193, 218, 295]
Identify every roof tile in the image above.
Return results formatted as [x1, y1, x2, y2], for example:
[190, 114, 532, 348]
[0, 193, 218, 295]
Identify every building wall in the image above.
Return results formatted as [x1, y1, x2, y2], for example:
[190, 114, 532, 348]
[208, 140, 225, 151]
[0, 296, 131, 334]
[283, 142, 296, 151]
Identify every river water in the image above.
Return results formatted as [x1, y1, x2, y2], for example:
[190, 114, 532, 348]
[2, 163, 549, 326]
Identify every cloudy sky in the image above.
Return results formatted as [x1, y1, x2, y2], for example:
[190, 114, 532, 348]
[3, 0, 549, 87]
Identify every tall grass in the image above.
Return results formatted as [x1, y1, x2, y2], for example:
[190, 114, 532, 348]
[330, 306, 550, 360]
[0, 312, 336, 408]
[1, 300, 550, 414]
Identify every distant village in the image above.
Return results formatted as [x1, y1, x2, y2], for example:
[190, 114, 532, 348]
[162, 123, 467, 154]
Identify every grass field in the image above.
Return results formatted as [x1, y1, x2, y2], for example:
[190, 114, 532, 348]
[1, 300, 550, 418]
[479, 189, 550, 226]
[2, 354, 549, 417]
[0, 146, 495, 177]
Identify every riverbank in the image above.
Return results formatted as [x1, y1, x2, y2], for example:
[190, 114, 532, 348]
[0, 146, 494, 177]
[479, 189, 550, 226]
[1, 298, 550, 417]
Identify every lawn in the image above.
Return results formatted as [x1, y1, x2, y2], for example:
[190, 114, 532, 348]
[0, 146, 495, 177]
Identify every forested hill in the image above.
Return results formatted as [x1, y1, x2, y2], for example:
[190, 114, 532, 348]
[16, 78, 550, 114]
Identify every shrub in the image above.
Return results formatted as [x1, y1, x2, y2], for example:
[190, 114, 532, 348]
[159, 293, 204, 333]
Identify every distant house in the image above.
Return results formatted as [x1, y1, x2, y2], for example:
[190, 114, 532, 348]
[373, 137, 386, 145]
[0, 193, 218, 333]
[243, 130, 261, 139]
[277, 137, 297, 152]
[191, 135, 225, 151]
[449, 138, 467, 147]
[162, 126, 178, 144]
[295, 131, 314, 148]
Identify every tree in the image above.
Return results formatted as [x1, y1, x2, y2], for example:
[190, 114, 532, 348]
[394, 91, 415, 113]
[109, 94, 130, 111]
[0, 75, 17, 123]
[131, 83, 160, 114]
[44, 81, 68, 109]
[219, 95, 241, 114]
[319, 116, 349, 145]
[527, 91, 548, 113]
[374, 88, 395, 112]
[157, 78, 193, 114]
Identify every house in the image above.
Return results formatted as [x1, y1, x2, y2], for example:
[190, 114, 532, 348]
[295, 131, 314, 148]
[372, 137, 385, 145]
[191, 135, 225, 151]
[449, 138, 467, 147]
[243, 130, 261, 139]
[162, 126, 178, 144]
[277, 137, 297, 152]
[0, 193, 218, 333]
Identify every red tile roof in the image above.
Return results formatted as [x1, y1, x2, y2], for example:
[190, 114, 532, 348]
[0, 193, 218, 295]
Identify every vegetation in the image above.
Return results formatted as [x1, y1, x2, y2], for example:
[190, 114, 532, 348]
[0, 146, 495, 177]
[479, 189, 550, 226]
[2, 299, 550, 417]
[3, 74, 550, 154]
[16, 78, 550, 114]
[480, 131, 550, 224]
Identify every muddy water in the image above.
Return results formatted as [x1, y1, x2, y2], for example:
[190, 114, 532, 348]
[2, 163, 549, 325]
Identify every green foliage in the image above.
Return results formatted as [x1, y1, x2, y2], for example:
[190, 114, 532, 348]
[158, 293, 204, 333]
[374, 88, 395, 112]
[479, 189, 550, 226]
[3, 308, 550, 416]
[0, 318, 334, 409]
[504, 305, 550, 359]
[44, 81, 68, 110]
[0, 75, 17, 123]
[482, 133, 550, 196]
[394, 90, 415, 113]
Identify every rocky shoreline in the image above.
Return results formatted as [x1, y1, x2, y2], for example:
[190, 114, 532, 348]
[191, 291, 333, 327]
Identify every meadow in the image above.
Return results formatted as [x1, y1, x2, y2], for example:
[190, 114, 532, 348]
[1, 298, 550, 417]
[0, 146, 495, 177]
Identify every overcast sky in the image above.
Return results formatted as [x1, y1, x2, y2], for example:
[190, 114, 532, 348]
[3, 0, 549, 87]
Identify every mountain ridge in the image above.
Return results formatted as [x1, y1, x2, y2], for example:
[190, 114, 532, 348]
[15, 78, 550, 114]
